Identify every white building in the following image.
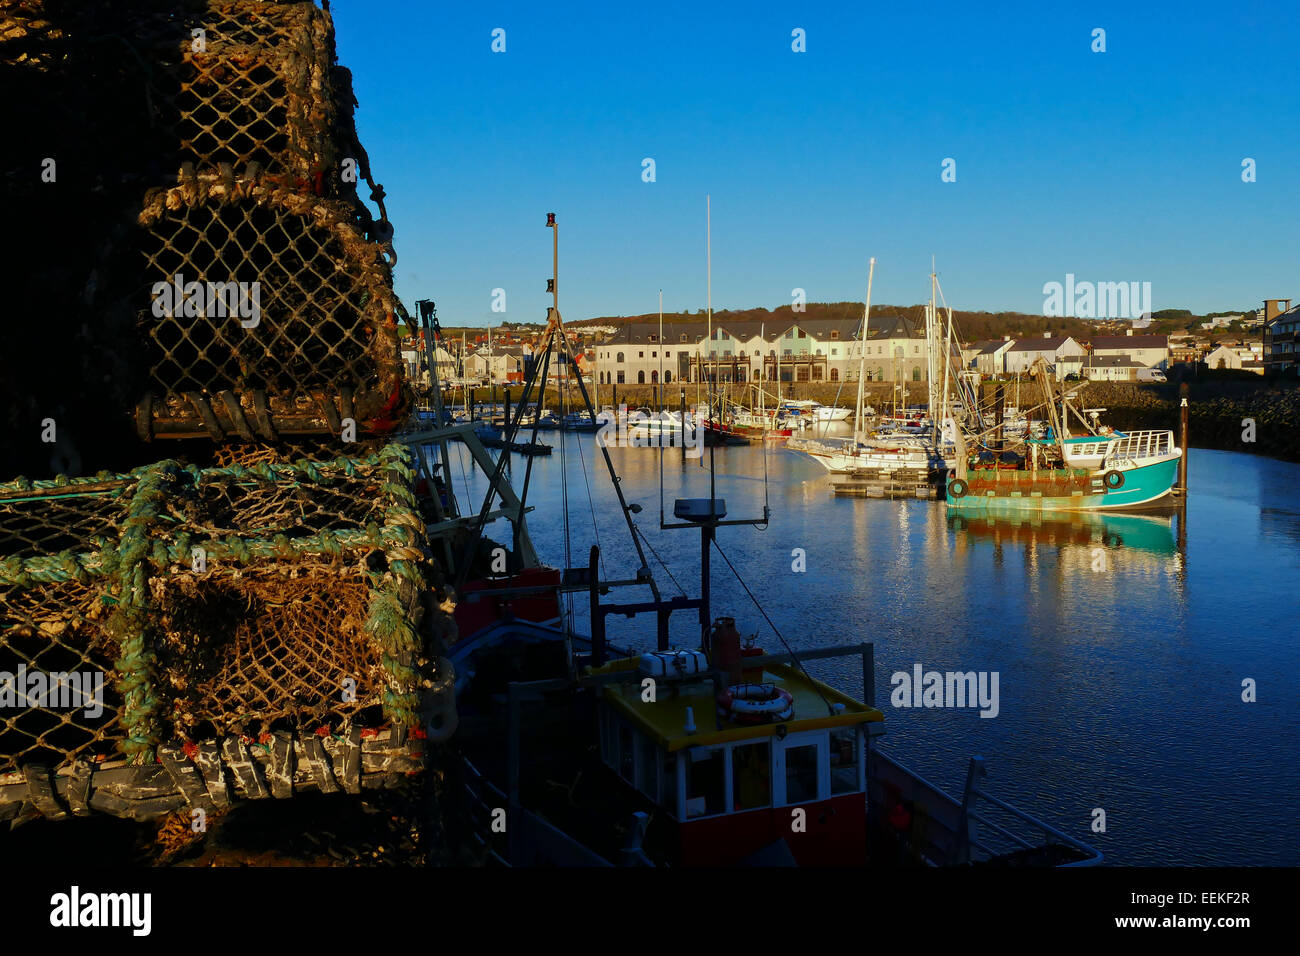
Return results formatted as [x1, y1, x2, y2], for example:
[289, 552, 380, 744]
[1083, 354, 1144, 382]
[1003, 335, 1087, 380]
[1089, 332, 1169, 369]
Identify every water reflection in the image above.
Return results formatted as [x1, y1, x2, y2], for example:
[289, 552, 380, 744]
[437, 438, 1300, 864]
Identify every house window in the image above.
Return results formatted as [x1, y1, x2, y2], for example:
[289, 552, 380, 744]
[617, 352, 625, 363]
[664, 370, 672, 383]
[648, 334, 657, 342]
[651, 351, 657, 358]
[651, 370, 658, 383]
[830, 330, 840, 340]
[617, 371, 625, 384]
[830, 368, 839, 382]
[638, 370, 646, 384]
[797, 329, 806, 338]
[638, 351, 644, 358]
[912, 367, 921, 381]
[680, 333, 687, 343]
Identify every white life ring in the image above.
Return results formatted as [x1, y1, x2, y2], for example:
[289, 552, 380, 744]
[717, 683, 794, 724]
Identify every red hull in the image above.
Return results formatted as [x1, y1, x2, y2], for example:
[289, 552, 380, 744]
[676, 793, 867, 866]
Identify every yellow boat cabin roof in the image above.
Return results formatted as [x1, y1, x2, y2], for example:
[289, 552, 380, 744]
[585, 655, 884, 752]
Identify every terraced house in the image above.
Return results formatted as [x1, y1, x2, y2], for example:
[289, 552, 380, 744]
[593, 315, 933, 387]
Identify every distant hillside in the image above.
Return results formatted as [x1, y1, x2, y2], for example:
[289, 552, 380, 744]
[443, 300, 1264, 343]
[572, 301, 1104, 341]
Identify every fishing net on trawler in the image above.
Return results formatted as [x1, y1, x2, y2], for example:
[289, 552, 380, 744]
[0, 445, 439, 787]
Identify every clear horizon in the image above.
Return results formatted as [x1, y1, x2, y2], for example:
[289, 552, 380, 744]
[330, 0, 1299, 327]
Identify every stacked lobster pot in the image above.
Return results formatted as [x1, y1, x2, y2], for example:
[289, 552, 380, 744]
[0, 2, 450, 825]
[0, 446, 454, 823]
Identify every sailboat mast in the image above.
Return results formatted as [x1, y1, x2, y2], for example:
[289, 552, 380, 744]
[854, 257, 875, 443]
[707, 194, 716, 502]
[658, 290, 663, 413]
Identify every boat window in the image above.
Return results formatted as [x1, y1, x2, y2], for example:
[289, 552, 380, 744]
[731, 741, 772, 811]
[829, 727, 860, 794]
[683, 748, 726, 818]
[637, 737, 660, 801]
[784, 743, 820, 804]
[599, 709, 615, 765]
[618, 721, 635, 783]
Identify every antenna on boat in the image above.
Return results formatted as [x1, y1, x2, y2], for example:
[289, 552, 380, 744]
[658, 195, 769, 649]
[453, 214, 661, 612]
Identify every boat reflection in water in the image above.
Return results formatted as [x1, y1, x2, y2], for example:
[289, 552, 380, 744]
[946, 508, 1186, 577]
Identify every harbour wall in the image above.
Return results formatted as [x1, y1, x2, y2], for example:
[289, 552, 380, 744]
[450, 379, 1300, 462]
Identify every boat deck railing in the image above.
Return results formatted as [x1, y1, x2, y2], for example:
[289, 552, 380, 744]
[869, 751, 1102, 867]
[1105, 429, 1175, 465]
[957, 756, 1103, 866]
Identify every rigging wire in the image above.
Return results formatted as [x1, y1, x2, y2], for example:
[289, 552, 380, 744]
[711, 536, 834, 716]
[573, 428, 606, 581]
[559, 356, 573, 633]
[633, 522, 688, 597]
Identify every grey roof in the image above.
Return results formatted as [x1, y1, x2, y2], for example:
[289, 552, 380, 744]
[1085, 354, 1142, 367]
[1008, 336, 1073, 352]
[602, 315, 869, 345]
[862, 315, 923, 340]
[1091, 334, 1168, 350]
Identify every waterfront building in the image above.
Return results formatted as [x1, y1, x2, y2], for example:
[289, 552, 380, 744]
[1004, 335, 1087, 380]
[593, 315, 934, 387]
[1082, 354, 1145, 382]
[1089, 331, 1170, 370]
[1263, 299, 1298, 374]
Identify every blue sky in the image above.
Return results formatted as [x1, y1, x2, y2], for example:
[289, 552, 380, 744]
[329, 0, 1299, 326]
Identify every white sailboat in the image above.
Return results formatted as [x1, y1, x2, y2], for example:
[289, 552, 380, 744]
[793, 261, 957, 476]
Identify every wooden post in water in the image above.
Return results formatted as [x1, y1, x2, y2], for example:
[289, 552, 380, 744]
[468, 387, 475, 421]
[1177, 382, 1190, 496]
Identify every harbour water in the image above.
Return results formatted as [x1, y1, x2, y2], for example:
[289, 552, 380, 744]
[450, 439, 1300, 866]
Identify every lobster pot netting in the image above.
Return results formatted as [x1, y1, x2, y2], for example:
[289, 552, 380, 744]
[102, 175, 407, 442]
[1, 0, 401, 476]
[2, 0, 353, 189]
[0, 480, 133, 773]
[0, 444, 438, 779]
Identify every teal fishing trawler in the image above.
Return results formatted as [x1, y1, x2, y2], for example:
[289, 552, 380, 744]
[947, 364, 1183, 512]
